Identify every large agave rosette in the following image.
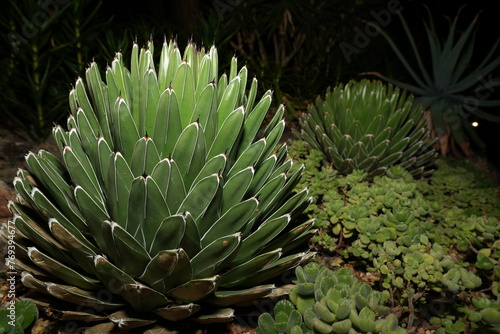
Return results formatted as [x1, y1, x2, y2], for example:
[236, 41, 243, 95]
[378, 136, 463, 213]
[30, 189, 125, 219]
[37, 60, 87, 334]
[3, 40, 315, 332]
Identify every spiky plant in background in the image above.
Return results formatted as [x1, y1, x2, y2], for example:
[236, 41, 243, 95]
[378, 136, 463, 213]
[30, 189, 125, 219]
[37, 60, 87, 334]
[364, 7, 500, 158]
[2, 40, 316, 332]
[295, 79, 437, 179]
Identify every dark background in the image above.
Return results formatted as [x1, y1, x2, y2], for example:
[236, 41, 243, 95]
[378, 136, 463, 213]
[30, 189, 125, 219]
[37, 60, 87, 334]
[2, 0, 499, 168]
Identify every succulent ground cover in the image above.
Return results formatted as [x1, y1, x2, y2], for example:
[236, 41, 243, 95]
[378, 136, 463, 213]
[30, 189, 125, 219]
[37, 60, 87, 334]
[286, 140, 500, 333]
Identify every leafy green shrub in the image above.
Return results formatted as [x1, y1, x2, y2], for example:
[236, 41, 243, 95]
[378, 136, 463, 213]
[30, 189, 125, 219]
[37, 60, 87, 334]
[0, 300, 39, 334]
[256, 263, 406, 334]
[295, 80, 437, 179]
[1, 40, 316, 332]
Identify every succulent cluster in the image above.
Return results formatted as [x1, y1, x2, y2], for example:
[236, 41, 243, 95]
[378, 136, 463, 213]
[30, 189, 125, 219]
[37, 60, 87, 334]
[422, 158, 500, 218]
[290, 142, 492, 291]
[295, 79, 437, 179]
[1, 40, 316, 332]
[256, 263, 406, 334]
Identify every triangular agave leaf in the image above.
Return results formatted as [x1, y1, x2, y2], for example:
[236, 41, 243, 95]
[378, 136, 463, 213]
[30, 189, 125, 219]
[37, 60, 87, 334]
[12, 176, 37, 212]
[96, 137, 114, 190]
[228, 56, 238, 82]
[75, 108, 99, 168]
[238, 93, 272, 153]
[149, 214, 186, 255]
[142, 68, 161, 136]
[52, 125, 69, 155]
[74, 185, 110, 251]
[25, 152, 84, 227]
[157, 40, 170, 90]
[154, 303, 201, 322]
[112, 52, 132, 106]
[93, 255, 136, 295]
[106, 152, 134, 229]
[191, 82, 217, 128]
[107, 220, 151, 277]
[257, 123, 285, 169]
[201, 198, 259, 247]
[49, 219, 98, 275]
[254, 173, 286, 217]
[218, 249, 282, 288]
[357, 156, 379, 171]
[262, 103, 285, 138]
[111, 97, 140, 162]
[129, 43, 141, 122]
[65, 130, 105, 204]
[12, 214, 75, 268]
[390, 116, 416, 144]
[236, 252, 314, 288]
[246, 155, 276, 196]
[339, 158, 356, 175]
[165, 159, 186, 213]
[126, 176, 146, 243]
[46, 282, 123, 311]
[193, 307, 235, 324]
[245, 77, 259, 113]
[27, 247, 100, 291]
[368, 139, 390, 157]
[168, 276, 219, 303]
[217, 76, 241, 129]
[179, 212, 202, 257]
[209, 285, 274, 308]
[153, 87, 182, 159]
[30, 187, 87, 234]
[258, 165, 304, 220]
[388, 137, 410, 155]
[196, 54, 213, 98]
[238, 66, 248, 102]
[232, 214, 291, 266]
[130, 136, 161, 177]
[108, 310, 156, 330]
[74, 77, 103, 131]
[259, 219, 316, 255]
[85, 62, 113, 144]
[177, 173, 220, 220]
[150, 158, 171, 197]
[265, 188, 311, 222]
[226, 138, 266, 179]
[172, 122, 207, 190]
[122, 283, 171, 313]
[400, 141, 424, 161]
[378, 151, 403, 167]
[172, 61, 196, 128]
[191, 233, 242, 278]
[207, 106, 245, 160]
[141, 176, 172, 248]
[189, 153, 227, 193]
[139, 249, 193, 294]
[221, 166, 254, 213]
[67, 115, 77, 130]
